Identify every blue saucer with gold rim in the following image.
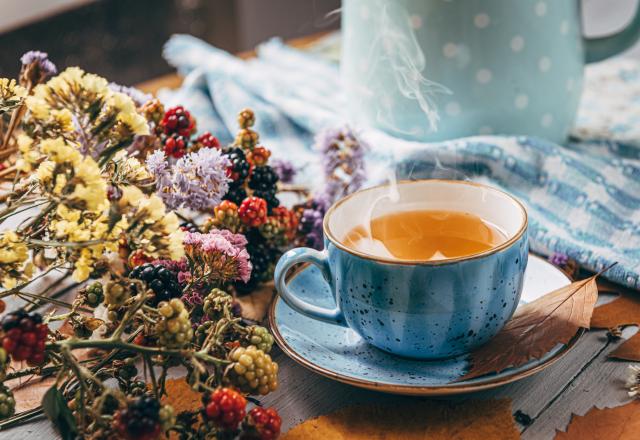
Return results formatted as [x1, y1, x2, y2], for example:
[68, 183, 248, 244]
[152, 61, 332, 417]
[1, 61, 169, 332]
[268, 254, 582, 396]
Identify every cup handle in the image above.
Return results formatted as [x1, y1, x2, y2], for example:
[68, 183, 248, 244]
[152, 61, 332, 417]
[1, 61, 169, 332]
[584, 1, 640, 63]
[274, 247, 345, 325]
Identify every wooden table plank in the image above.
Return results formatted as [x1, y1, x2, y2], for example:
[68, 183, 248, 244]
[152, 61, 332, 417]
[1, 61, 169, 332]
[521, 328, 637, 440]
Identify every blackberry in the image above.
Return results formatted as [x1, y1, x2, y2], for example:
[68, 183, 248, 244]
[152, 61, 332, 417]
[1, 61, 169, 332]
[180, 221, 200, 233]
[237, 108, 255, 128]
[238, 197, 268, 227]
[1, 310, 48, 365]
[224, 185, 248, 206]
[249, 166, 279, 193]
[223, 147, 251, 185]
[195, 131, 220, 150]
[161, 105, 195, 137]
[252, 190, 279, 211]
[163, 133, 189, 158]
[202, 387, 247, 430]
[247, 241, 277, 284]
[244, 325, 274, 353]
[85, 281, 104, 307]
[113, 395, 161, 440]
[0, 385, 15, 420]
[127, 380, 148, 397]
[206, 200, 242, 233]
[130, 263, 181, 306]
[242, 407, 282, 440]
[203, 288, 234, 320]
[226, 345, 279, 395]
[156, 299, 193, 349]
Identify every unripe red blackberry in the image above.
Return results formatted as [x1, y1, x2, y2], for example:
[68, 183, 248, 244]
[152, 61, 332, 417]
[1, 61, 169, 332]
[1, 310, 48, 365]
[202, 387, 247, 430]
[196, 131, 220, 150]
[242, 407, 282, 440]
[113, 395, 162, 440]
[226, 345, 278, 395]
[207, 200, 242, 233]
[238, 197, 268, 227]
[272, 206, 298, 241]
[161, 105, 195, 137]
[163, 133, 189, 158]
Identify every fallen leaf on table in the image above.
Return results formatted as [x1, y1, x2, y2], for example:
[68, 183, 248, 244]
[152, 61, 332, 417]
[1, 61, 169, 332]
[555, 401, 640, 440]
[161, 378, 202, 440]
[282, 399, 519, 440]
[460, 275, 599, 381]
[236, 281, 276, 322]
[591, 285, 640, 361]
[161, 377, 201, 413]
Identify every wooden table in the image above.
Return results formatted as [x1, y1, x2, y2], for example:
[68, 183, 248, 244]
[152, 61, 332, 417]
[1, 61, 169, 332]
[4, 27, 640, 440]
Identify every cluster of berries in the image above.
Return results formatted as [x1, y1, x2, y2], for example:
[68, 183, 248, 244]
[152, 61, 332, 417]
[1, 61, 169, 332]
[1, 310, 48, 365]
[204, 109, 299, 290]
[226, 345, 279, 396]
[156, 105, 219, 158]
[129, 262, 182, 305]
[201, 387, 281, 439]
[113, 395, 174, 440]
[156, 299, 193, 349]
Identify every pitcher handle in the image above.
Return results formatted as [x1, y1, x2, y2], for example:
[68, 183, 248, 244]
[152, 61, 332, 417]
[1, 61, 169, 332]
[274, 248, 345, 325]
[584, 1, 640, 63]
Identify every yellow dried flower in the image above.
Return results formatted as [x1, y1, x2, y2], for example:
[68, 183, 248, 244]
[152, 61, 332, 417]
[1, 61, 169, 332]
[118, 186, 185, 261]
[0, 231, 30, 289]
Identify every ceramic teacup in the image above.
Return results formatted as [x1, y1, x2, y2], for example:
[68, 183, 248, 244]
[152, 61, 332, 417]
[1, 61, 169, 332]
[275, 180, 528, 359]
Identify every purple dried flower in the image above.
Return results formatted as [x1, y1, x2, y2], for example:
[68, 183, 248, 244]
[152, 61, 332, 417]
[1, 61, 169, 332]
[298, 197, 328, 250]
[20, 51, 57, 84]
[147, 148, 231, 211]
[549, 252, 569, 268]
[271, 159, 297, 184]
[109, 82, 152, 106]
[315, 126, 368, 205]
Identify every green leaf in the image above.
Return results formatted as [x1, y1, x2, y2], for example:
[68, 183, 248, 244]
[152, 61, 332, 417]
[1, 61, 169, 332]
[42, 386, 78, 440]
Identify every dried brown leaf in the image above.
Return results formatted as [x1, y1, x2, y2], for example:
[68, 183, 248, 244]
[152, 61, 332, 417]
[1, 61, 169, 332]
[555, 402, 640, 440]
[236, 282, 276, 322]
[282, 399, 519, 440]
[460, 275, 599, 381]
[590, 284, 640, 361]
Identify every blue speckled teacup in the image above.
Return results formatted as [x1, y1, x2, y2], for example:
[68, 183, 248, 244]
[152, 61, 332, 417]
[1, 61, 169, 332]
[275, 180, 528, 359]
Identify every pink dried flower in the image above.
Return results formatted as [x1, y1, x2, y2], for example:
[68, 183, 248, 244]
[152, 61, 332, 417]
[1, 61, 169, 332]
[183, 231, 252, 285]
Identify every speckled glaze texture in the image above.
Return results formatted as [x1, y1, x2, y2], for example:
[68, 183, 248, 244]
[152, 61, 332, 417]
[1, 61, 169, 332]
[326, 232, 528, 359]
[271, 255, 574, 392]
[274, 179, 530, 359]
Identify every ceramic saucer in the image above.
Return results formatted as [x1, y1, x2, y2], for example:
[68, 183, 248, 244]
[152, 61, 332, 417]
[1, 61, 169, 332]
[269, 254, 582, 396]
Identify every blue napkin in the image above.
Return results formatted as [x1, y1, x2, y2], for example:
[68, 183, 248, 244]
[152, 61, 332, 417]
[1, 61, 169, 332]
[160, 34, 640, 290]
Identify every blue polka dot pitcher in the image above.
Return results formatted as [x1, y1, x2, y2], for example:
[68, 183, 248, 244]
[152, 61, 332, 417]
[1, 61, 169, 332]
[342, 0, 640, 143]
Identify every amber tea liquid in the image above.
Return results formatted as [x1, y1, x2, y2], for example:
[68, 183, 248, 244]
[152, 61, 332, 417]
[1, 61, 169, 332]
[343, 210, 507, 261]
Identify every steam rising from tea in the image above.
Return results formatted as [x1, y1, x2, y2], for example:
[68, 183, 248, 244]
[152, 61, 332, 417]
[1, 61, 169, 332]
[343, 210, 507, 261]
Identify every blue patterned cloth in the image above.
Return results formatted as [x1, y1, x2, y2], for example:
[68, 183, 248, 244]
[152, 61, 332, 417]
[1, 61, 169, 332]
[161, 34, 640, 290]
